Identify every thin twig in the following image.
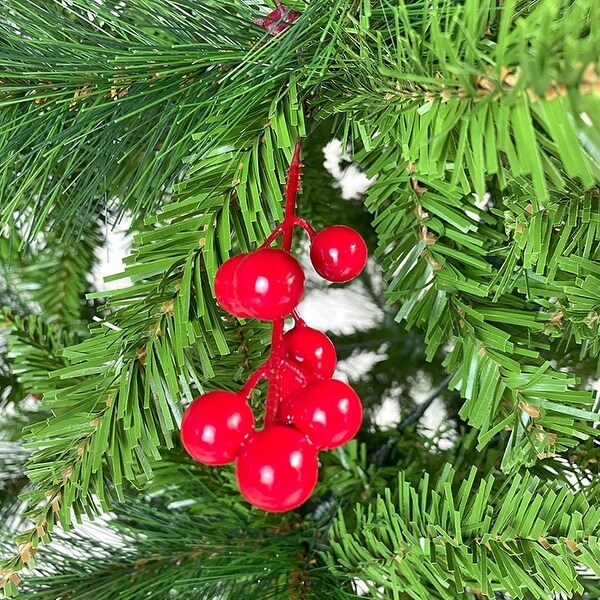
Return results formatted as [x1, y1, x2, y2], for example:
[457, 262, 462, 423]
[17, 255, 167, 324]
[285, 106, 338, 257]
[397, 372, 455, 432]
[371, 371, 455, 466]
[334, 334, 422, 352]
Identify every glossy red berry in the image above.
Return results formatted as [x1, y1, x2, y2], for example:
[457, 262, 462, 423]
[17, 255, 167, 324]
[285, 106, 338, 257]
[288, 379, 362, 449]
[214, 254, 252, 318]
[234, 248, 305, 320]
[276, 358, 316, 401]
[181, 391, 254, 465]
[283, 323, 337, 378]
[310, 225, 367, 283]
[236, 426, 319, 512]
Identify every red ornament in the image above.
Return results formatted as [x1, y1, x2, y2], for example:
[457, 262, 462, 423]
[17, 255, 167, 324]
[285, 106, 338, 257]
[236, 426, 319, 511]
[234, 248, 305, 320]
[214, 254, 252, 318]
[283, 323, 337, 378]
[310, 225, 367, 283]
[183, 141, 367, 511]
[288, 379, 362, 449]
[181, 391, 254, 465]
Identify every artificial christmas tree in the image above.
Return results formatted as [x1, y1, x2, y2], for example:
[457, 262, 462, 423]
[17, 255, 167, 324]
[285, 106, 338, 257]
[1, 0, 599, 598]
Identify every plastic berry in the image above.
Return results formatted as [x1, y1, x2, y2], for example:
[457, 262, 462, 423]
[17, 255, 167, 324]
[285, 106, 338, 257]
[234, 248, 305, 320]
[181, 391, 255, 465]
[310, 225, 367, 283]
[236, 426, 319, 512]
[288, 379, 362, 449]
[283, 323, 337, 378]
[214, 254, 252, 318]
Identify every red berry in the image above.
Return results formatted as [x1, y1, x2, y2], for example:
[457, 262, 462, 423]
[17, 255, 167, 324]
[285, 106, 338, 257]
[288, 379, 362, 449]
[236, 426, 319, 512]
[310, 225, 367, 283]
[215, 254, 252, 318]
[181, 391, 254, 465]
[234, 249, 305, 320]
[283, 323, 337, 378]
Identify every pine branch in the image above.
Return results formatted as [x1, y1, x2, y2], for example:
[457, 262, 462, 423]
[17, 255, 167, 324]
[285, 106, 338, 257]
[0, 91, 304, 593]
[0, 0, 354, 240]
[0, 0, 259, 239]
[0, 443, 30, 535]
[14, 471, 355, 600]
[26, 221, 103, 327]
[358, 166, 599, 468]
[0, 209, 103, 327]
[328, 466, 600, 599]
[1, 312, 72, 396]
[320, 0, 600, 201]
[302, 0, 600, 469]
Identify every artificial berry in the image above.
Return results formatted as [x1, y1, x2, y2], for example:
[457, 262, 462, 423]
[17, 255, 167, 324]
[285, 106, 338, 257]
[214, 254, 252, 318]
[236, 426, 319, 512]
[310, 225, 367, 283]
[234, 248, 305, 320]
[283, 323, 337, 378]
[181, 391, 254, 465]
[288, 379, 362, 449]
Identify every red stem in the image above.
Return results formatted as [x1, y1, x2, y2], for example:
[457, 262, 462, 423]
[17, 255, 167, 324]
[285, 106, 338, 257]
[240, 364, 269, 399]
[264, 139, 303, 426]
[259, 225, 283, 249]
[259, 220, 313, 251]
[291, 309, 304, 326]
[292, 217, 316, 239]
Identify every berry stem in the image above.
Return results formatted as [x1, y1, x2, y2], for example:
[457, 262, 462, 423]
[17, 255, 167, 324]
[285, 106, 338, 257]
[258, 225, 283, 249]
[264, 138, 303, 426]
[291, 309, 304, 325]
[240, 364, 269, 399]
[292, 217, 316, 239]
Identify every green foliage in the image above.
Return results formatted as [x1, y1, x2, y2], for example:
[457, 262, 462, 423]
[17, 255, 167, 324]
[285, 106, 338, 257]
[0, 443, 30, 535]
[0, 0, 254, 239]
[14, 495, 341, 600]
[329, 466, 600, 599]
[0, 0, 350, 240]
[2, 313, 72, 396]
[11, 453, 367, 600]
[28, 230, 102, 328]
[10, 436, 600, 600]
[326, 0, 600, 468]
[0, 90, 303, 589]
[324, 0, 600, 198]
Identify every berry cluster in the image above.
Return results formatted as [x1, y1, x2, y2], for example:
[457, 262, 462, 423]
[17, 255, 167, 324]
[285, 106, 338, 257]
[180, 140, 367, 512]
